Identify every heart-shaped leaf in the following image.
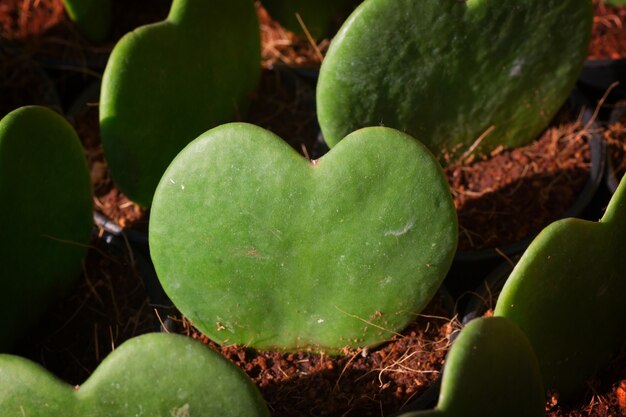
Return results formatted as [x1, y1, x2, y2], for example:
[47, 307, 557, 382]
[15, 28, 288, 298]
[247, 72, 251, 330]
[149, 123, 457, 353]
[494, 176, 626, 398]
[0, 333, 270, 416]
[100, 0, 261, 207]
[399, 317, 545, 417]
[262, 0, 361, 39]
[317, 0, 592, 160]
[0, 106, 92, 350]
[61, 0, 111, 42]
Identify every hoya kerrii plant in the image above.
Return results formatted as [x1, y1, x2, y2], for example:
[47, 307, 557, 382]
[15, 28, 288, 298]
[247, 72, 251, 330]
[261, 0, 362, 40]
[0, 106, 92, 350]
[0, 333, 270, 417]
[100, 0, 261, 207]
[494, 174, 626, 399]
[398, 317, 545, 417]
[316, 0, 593, 161]
[149, 123, 458, 353]
[61, 0, 111, 42]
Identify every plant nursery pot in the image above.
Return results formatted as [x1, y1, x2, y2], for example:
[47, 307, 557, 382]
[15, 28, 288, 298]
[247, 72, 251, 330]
[0, 51, 60, 118]
[578, 58, 626, 105]
[605, 102, 626, 193]
[451, 91, 605, 262]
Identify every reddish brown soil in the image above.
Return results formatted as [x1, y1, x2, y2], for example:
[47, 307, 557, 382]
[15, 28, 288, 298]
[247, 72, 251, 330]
[258, 3, 328, 70]
[589, 1, 626, 60]
[447, 110, 592, 252]
[171, 296, 455, 417]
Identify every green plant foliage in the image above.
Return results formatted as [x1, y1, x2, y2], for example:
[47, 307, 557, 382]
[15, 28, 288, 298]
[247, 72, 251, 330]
[0, 106, 92, 351]
[399, 317, 545, 417]
[317, 0, 592, 161]
[100, 0, 261, 207]
[150, 123, 457, 353]
[261, 0, 361, 39]
[61, 0, 111, 42]
[494, 176, 626, 398]
[0, 333, 270, 417]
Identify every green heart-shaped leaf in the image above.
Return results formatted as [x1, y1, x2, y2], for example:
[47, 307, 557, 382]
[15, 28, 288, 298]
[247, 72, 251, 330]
[149, 123, 457, 352]
[0, 106, 92, 350]
[0, 333, 270, 416]
[494, 176, 626, 398]
[100, 0, 261, 207]
[61, 0, 111, 42]
[262, 0, 361, 39]
[317, 0, 592, 160]
[400, 317, 545, 417]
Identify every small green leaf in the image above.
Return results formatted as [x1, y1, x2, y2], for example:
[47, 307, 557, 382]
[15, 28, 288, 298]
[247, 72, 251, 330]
[0, 333, 270, 417]
[61, 0, 111, 42]
[100, 0, 261, 207]
[400, 317, 545, 417]
[0, 106, 92, 350]
[262, 0, 361, 39]
[495, 176, 626, 398]
[317, 0, 592, 161]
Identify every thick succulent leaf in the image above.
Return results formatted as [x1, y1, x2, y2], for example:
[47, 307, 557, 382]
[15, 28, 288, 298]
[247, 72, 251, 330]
[317, 0, 592, 161]
[150, 123, 457, 353]
[399, 317, 545, 417]
[0, 106, 92, 350]
[0, 333, 270, 417]
[100, 0, 261, 207]
[61, 0, 111, 42]
[495, 176, 626, 397]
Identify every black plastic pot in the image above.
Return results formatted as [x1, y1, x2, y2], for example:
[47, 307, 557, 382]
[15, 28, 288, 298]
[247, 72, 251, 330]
[606, 102, 626, 193]
[577, 58, 626, 109]
[0, 49, 61, 118]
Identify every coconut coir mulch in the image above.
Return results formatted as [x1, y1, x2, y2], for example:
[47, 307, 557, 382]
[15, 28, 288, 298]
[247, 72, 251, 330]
[447, 109, 592, 252]
[589, 1, 626, 60]
[166, 296, 455, 417]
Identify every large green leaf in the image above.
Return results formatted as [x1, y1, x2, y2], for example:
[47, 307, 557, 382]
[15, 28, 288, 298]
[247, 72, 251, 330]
[0, 106, 92, 350]
[0, 333, 270, 417]
[100, 0, 261, 207]
[494, 176, 626, 398]
[317, 0, 592, 161]
[400, 317, 545, 417]
[150, 123, 457, 353]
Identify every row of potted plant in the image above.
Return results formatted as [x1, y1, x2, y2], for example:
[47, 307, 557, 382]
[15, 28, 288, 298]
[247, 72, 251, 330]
[1, 0, 626, 415]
